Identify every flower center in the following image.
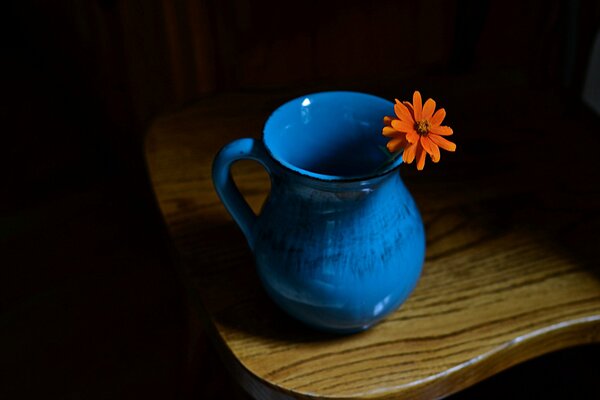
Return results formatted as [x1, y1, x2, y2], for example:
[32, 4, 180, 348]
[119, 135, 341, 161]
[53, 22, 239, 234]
[416, 120, 430, 135]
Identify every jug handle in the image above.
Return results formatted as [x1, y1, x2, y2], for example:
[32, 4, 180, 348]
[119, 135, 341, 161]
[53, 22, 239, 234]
[212, 138, 272, 250]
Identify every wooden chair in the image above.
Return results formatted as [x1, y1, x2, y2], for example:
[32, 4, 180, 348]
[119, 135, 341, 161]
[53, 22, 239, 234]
[144, 83, 600, 399]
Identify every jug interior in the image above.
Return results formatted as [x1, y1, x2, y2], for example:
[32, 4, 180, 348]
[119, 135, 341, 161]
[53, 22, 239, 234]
[264, 92, 399, 179]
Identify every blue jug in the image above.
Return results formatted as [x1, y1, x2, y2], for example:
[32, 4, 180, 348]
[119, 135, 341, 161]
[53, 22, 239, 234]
[212, 91, 425, 333]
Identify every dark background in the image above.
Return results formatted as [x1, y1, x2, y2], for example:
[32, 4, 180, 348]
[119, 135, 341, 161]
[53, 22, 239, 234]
[2, 0, 599, 399]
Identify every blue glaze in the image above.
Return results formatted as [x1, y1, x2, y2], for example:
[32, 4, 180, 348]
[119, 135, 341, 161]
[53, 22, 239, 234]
[212, 92, 425, 333]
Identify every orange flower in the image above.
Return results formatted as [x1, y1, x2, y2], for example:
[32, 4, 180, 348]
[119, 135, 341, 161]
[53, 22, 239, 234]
[382, 91, 456, 170]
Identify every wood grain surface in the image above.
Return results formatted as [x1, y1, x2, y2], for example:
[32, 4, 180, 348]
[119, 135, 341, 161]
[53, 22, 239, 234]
[144, 84, 600, 399]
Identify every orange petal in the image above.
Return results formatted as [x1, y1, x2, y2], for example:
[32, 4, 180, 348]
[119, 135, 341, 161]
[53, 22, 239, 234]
[387, 137, 407, 152]
[402, 142, 418, 164]
[383, 116, 393, 126]
[430, 108, 446, 126]
[428, 134, 457, 152]
[413, 91, 423, 121]
[429, 125, 453, 136]
[416, 145, 427, 170]
[420, 136, 434, 156]
[382, 126, 400, 137]
[421, 136, 441, 162]
[431, 144, 441, 162]
[394, 100, 414, 123]
[422, 98, 436, 120]
[405, 130, 419, 143]
[391, 119, 414, 133]
[402, 101, 415, 115]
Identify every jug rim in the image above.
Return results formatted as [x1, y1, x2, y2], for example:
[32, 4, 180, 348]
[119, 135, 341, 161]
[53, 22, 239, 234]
[263, 91, 404, 183]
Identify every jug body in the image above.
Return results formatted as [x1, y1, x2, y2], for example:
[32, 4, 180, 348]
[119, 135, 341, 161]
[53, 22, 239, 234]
[252, 170, 425, 333]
